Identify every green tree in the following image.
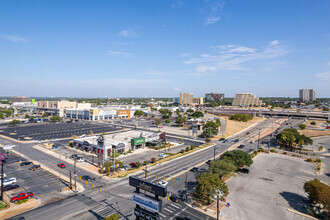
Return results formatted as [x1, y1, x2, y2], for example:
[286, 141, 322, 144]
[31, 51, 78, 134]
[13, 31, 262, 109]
[304, 179, 330, 211]
[134, 110, 144, 117]
[310, 121, 316, 125]
[299, 124, 306, 130]
[277, 128, 313, 150]
[191, 111, 204, 118]
[8, 120, 21, 126]
[50, 116, 61, 122]
[42, 113, 49, 118]
[229, 114, 253, 122]
[209, 159, 237, 179]
[322, 107, 329, 111]
[155, 118, 162, 125]
[202, 121, 218, 138]
[222, 150, 253, 167]
[0, 113, 3, 119]
[135, 161, 142, 168]
[24, 114, 29, 118]
[215, 118, 221, 128]
[5, 110, 12, 117]
[175, 117, 186, 126]
[104, 213, 118, 220]
[193, 172, 228, 205]
[187, 108, 194, 113]
[165, 119, 170, 124]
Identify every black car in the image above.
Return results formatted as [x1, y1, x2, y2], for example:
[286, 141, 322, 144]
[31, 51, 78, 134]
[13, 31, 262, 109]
[3, 184, 19, 192]
[170, 194, 179, 203]
[238, 168, 250, 174]
[223, 139, 228, 143]
[238, 144, 245, 149]
[246, 132, 250, 135]
[70, 154, 78, 159]
[190, 167, 198, 172]
[29, 165, 41, 170]
[219, 138, 225, 141]
[82, 175, 95, 181]
[20, 162, 33, 166]
[206, 160, 212, 165]
[234, 139, 239, 142]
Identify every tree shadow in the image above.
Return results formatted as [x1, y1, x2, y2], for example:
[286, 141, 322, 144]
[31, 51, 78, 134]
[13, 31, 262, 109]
[279, 191, 308, 214]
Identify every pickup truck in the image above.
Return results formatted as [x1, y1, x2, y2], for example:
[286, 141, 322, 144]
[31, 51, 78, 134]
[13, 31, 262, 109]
[10, 192, 34, 203]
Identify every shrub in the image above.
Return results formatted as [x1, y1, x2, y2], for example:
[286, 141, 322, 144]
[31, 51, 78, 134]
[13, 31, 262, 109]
[151, 157, 156, 163]
[316, 158, 322, 163]
[283, 152, 287, 155]
[229, 114, 253, 122]
[205, 138, 211, 143]
[318, 146, 323, 151]
[128, 149, 132, 153]
[299, 124, 306, 130]
[185, 147, 190, 152]
[257, 148, 264, 152]
[104, 213, 119, 220]
[310, 121, 316, 125]
[143, 160, 149, 166]
[270, 149, 276, 153]
[190, 145, 196, 150]
[306, 158, 313, 162]
[135, 162, 141, 168]
[180, 149, 185, 154]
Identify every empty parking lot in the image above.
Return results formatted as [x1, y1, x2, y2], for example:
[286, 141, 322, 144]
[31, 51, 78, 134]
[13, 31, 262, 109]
[0, 121, 122, 140]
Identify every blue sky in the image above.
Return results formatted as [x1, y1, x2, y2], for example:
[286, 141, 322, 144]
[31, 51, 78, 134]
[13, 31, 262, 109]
[0, 0, 329, 98]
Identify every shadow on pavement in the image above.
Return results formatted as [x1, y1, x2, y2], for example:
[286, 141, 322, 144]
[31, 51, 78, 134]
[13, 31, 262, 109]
[279, 191, 308, 214]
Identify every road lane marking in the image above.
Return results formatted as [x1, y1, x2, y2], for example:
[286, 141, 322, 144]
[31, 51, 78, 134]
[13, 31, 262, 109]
[164, 207, 173, 213]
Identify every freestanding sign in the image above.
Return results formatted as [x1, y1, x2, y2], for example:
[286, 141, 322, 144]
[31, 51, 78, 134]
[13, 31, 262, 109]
[134, 206, 158, 220]
[132, 193, 162, 213]
[129, 176, 167, 197]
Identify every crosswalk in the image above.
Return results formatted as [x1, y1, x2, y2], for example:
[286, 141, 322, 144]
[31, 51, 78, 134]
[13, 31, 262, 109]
[159, 202, 185, 219]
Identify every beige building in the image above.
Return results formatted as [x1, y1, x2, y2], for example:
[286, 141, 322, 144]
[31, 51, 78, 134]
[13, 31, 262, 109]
[37, 100, 78, 116]
[299, 89, 316, 102]
[10, 96, 31, 104]
[180, 93, 193, 105]
[193, 97, 204, 105]
[232, 93, 263, 107]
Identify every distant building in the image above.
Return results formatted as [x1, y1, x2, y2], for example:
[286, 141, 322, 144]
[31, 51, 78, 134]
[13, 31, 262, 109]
[172, 97, 180, 104]
[299, 89, 316, 102]
[205, 93, 224, 103]
[193, 97, 204, 105]
[10, 96, 31, 104]
[232, 93, 263, 107]
[180, 93, 194, 105]
[36, 100, 78, 116]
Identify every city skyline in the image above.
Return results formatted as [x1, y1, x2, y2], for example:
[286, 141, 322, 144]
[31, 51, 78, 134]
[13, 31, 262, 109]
[1, 0, 330, 97]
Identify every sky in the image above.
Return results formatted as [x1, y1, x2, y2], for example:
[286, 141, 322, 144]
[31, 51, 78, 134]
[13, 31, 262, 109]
[0, 0, 330, 98]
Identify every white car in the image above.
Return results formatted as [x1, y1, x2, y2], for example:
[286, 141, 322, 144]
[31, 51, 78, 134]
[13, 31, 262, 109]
[76, 157, 85, 162]
[1, 177, 16, 186]
[157, 181, 168, 187]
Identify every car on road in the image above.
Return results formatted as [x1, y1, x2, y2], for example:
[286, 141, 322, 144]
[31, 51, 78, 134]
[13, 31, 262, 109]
[129, 162, 136, 167]
[3, 184, 19, 192]
[35, 140, 43, 144]
[170, 194, 179, 203]
[20, 162, 33, 166]
[1, 177, 17, 186]
[223, 139, 228, 143]
[57, 163, 66, 168]
[82, 175, 95, 181]
[190, 167, 198, 172]
[157, 181, 168, 187]
[234, 139, 239, 143]
[70, 154, 78, 159]
[219, 138, 225, 141]
[250, 140, 255, 143]
[76, 157, 85, 162]
[10, 192, 34, 203]
[246, 132, 250, 135]
[238, 144, 245, 149]
[159, 153, 167, 159]
[237, 168, 250, 174]
[29, 165, 41, 170]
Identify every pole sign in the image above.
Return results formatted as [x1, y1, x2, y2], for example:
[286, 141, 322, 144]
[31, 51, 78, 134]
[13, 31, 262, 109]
[132, 193, 162, 213]
[134, 206, 159, 220]
[129, 176, 167, 197]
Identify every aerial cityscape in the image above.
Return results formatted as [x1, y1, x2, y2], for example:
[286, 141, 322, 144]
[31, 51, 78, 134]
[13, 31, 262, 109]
[0, 1, 329, 220]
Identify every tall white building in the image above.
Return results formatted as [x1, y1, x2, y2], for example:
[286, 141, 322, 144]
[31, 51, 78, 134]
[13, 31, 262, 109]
[232, 93, 263, 107]
[299, 89, 316, 102]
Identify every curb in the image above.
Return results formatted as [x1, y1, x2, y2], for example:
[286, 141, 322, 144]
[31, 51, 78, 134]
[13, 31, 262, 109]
[287, 208, 318, 220]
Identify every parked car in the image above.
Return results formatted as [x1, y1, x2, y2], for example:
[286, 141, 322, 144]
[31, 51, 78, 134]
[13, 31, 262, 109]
[219, 138, 225, 141]
[10, 192, 34, 203]
[234, 139, 239, 143]
[35, 140, 43, 144]
[20, 162, 33, 166]
[159, 153, 167, 159]
[29, 165, 41, 170]
[223, 139, 228, 143]
[70, 154, 78, 159]
[170, 194, 179, 203]
[246, 132, 250, 135]
[82, 175, 95, 181]
[3, 184, 19, 192]
[119, 166, 128, 171]
[57, 163, 66, 168]
[129, 162, 136, 167]
[190, 167, 198, 172]
[1, 177, 17, 186]
[157, 181, 168, 187]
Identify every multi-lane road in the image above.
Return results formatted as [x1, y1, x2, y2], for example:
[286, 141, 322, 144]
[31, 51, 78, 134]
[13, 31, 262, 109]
[2, 117, 303, 220]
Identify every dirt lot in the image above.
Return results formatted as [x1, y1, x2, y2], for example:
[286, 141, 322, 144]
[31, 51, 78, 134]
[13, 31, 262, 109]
[298, 129, 330, 137]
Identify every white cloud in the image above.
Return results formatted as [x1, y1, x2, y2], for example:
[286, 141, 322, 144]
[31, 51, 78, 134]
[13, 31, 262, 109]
[314, 71, 330, 80]
[107, 50, 133, 58]
[183, 40, 289, 74]
[327, 61, 330, 66]
[179, 53, 191, 57]
[119, 30, 138, 38]
[269, 40, 279, 46]
[0, 35, 27, 43]
[204, 17, 220, 25]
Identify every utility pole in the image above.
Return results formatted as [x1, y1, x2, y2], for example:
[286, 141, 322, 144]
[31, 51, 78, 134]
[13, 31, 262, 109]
[257, 128, 261, 150]
[18, 138, 22, 162]
[214, 145, 216, 161]
[144, 166, 148, 180]
[0, 162, 4, 201]
[74, 159, 77, 192]
[217, 193, 219, 220]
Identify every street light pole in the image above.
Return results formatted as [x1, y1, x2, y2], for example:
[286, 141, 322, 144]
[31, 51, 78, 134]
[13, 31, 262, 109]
[217, 193, 219, 220]
[18, 138, 21, 162]
[257, 128, 261, 150]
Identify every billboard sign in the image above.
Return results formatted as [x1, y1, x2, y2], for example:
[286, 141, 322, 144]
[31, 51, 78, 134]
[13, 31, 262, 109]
[134, 206, 159, 220]
[132, 193, 162, 213]
[31, 99, 35, 104]
[131, 137, 145, 146]
[129, 176, 167, 197]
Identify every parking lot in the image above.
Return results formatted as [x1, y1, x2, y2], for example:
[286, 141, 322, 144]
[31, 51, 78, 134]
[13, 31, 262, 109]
[221, 153, 316, 220]
[0, 121, 122, 140]
[2, 151, 70, 199]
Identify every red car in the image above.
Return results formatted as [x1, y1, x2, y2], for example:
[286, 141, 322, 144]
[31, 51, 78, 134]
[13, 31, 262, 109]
[11, 192, 34, 203]
[129, 162, 136, 167]
[57, 163, 66, 168]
